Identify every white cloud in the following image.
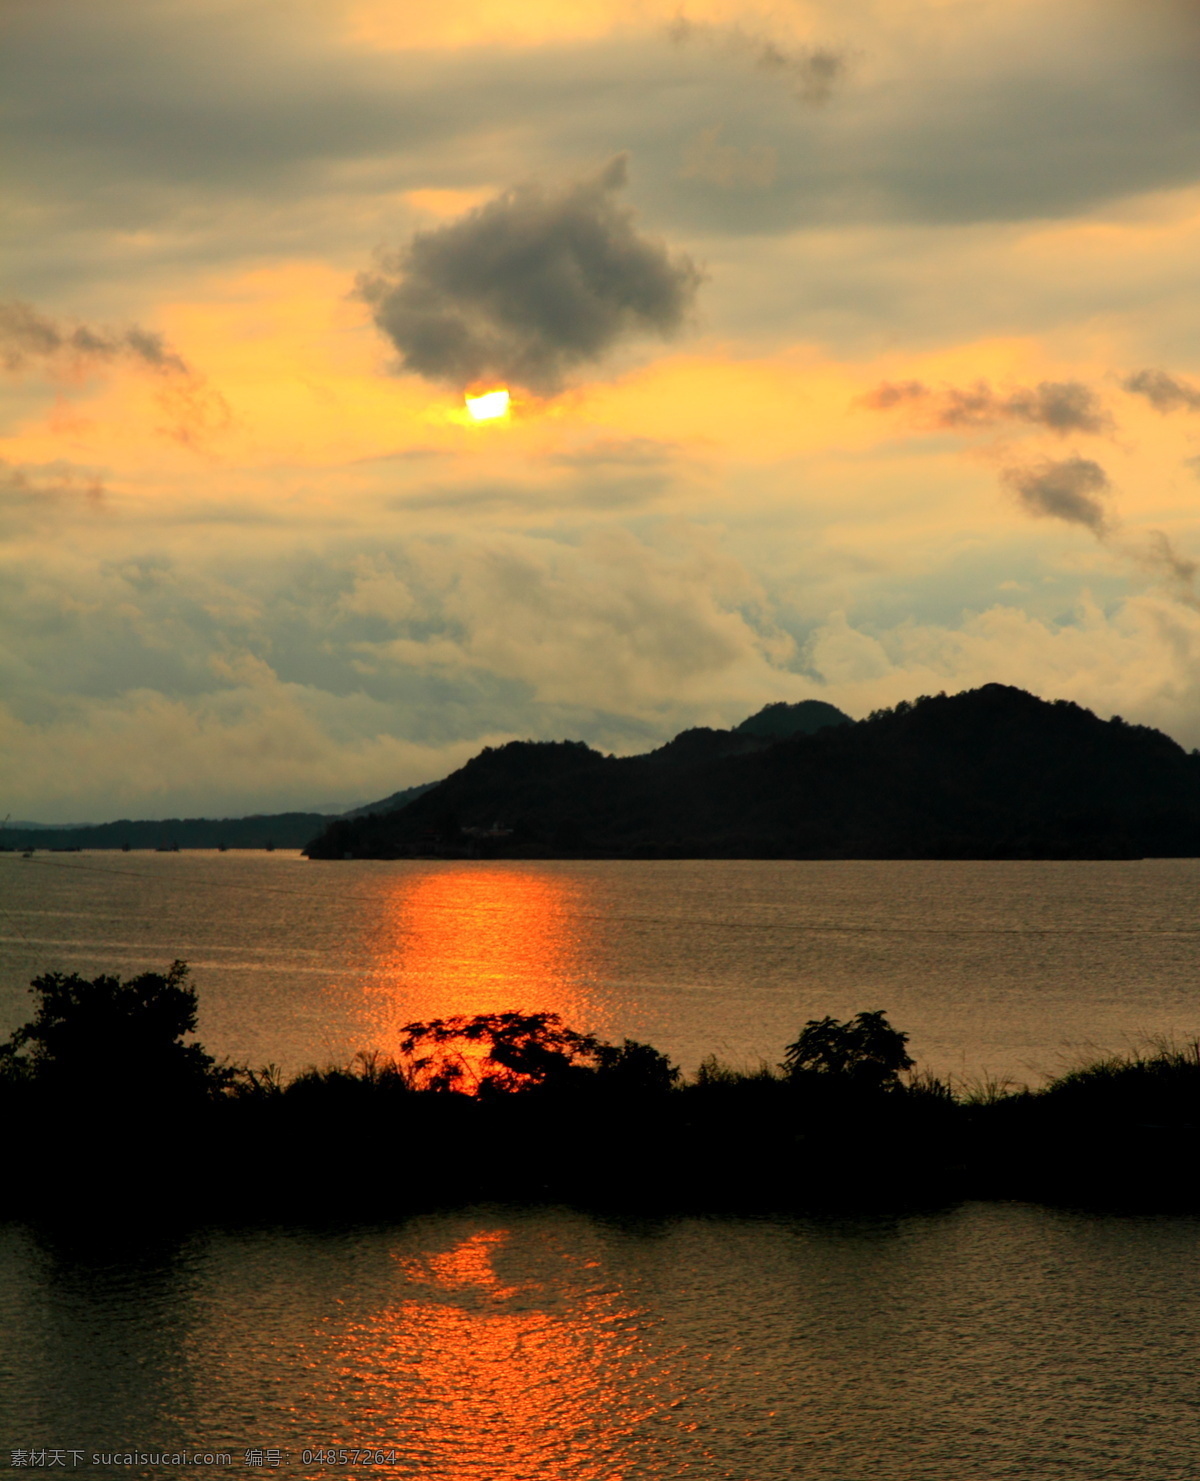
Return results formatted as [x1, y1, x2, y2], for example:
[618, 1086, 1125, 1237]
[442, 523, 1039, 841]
[808, 595, 1200, 746]
[415, 525, 796, 709]
[0, 676, 496, 823]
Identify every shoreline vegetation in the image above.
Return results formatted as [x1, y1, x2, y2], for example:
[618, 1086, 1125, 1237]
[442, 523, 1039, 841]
[4, 964, 1199, 1219]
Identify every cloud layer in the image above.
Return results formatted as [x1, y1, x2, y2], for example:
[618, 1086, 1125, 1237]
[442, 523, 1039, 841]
[5, 0, 1200, 819]
[1123, 367, 1200, 413]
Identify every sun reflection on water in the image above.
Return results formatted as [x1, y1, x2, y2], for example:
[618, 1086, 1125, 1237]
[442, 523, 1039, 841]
[332, 1227, 682, 1480]
[365, 866, 606, 1055]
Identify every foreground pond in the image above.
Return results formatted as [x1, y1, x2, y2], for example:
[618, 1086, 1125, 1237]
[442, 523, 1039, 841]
[2, 1201, 1197, 1479]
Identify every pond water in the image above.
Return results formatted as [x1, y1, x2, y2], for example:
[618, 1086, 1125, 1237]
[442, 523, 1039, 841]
[2, 1202, 1198, 1479]
[3, 852, 1200, 1083]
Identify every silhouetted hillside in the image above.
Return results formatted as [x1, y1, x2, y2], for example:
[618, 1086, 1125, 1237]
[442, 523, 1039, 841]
[305, 685, 1200, 860]
[0, 812, 328, 852]
[735, 698, 851, 740]
[341, 781, 439, 819]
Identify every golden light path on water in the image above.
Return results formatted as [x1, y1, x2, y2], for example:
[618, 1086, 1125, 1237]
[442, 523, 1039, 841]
[363, 866, 610, 1058]
[7, 1202, 1196, 1480]
[340, 874, 673, 1477]
[324, 1226, 687, 1480]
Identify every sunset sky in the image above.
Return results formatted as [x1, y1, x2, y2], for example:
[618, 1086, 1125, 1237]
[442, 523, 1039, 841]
[7, 0, 1200, 821]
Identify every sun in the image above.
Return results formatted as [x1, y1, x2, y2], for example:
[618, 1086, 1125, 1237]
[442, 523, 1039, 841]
[464, 388, 511, 422]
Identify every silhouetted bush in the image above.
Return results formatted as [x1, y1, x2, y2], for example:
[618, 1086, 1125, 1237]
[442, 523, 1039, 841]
[592, 1038, 680, 1096]
[1038, 1040, 1200, 1123]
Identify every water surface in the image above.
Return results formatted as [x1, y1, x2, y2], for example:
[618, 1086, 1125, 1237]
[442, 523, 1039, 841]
[5, 854, 1200, 1476]
[2, 1203, 1197, 1479]
[3, 852, 1200, 1081]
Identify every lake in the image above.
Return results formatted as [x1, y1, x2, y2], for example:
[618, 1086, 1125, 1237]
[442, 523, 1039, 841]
[5, 852, 1200, 1476]
[2, 1202, 1199, 1478]
[3, 852, 1200, 1083]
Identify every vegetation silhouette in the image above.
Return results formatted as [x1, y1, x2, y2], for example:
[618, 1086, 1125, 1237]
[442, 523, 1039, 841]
[4, 965, 1199, 1215]
[734, 699, 850, 741]
[1, 812, 332, 852]
[394, 1011, 680, 1098]
[397, 1011, 602, 1094]
[783, 1011, 914, 1089]
[0, 960, 230, 1105]
[0, 962, 235, 1192]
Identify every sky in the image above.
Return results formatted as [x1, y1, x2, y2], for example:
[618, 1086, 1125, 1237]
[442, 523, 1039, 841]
[6, 0, 1200, 821]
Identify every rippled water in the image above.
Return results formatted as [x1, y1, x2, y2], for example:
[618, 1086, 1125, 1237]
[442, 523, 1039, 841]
[5, 854, 1200, 1475]
[2, 1203, 1199, 1479]
[3, 852, 1200, 1082]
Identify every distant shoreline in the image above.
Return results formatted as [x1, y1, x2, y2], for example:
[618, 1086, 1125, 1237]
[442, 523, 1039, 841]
[8, 844, 1194, 860]
[0, 812, 327, 852]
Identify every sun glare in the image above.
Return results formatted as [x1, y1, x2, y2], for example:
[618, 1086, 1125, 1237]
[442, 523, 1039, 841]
[464, 388, 511, 422]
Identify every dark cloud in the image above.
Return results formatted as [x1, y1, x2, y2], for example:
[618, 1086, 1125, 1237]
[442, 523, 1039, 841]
[0, 301, 188, 375]
[1122, 367, 1200, 412]
[988, 419, 1199, 605]
[749, 39, 849, 105]
[1138, 528, 1198, 587]
[668, 19, 851, 105]
[357, 158, 702, 395]
[0, 300, 231, 447]
[982, 382, 1110, 434]
[865, 379, 1110, 434]
[1001, 457, 1111, 533]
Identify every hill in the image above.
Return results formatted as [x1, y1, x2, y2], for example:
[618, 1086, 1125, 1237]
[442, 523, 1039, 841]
[340, 780, 439, 819]
[304, 685, 1200, 860]
[0, 812, 329, 852]
[734, 698, 851, 740]
[1, 701, 852, 852]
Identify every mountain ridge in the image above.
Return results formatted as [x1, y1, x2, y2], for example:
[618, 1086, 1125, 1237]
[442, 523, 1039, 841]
[1, 699, 849, 851]
[306, 685, 1200, 861]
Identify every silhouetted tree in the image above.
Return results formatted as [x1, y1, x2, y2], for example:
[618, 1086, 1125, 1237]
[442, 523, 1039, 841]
[782, 1011, 913, 1091]
[0, 960, 230, 1104]
[396, 1012, 681, 1097]
[397, 1011, 601, 1093]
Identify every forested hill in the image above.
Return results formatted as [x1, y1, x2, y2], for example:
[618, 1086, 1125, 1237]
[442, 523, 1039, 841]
[1, 812, 328, 852]
[304, 685, 1200, 860]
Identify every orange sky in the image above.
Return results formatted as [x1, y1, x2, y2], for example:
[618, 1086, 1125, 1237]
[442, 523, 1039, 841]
[5, 0, 1200, 819]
